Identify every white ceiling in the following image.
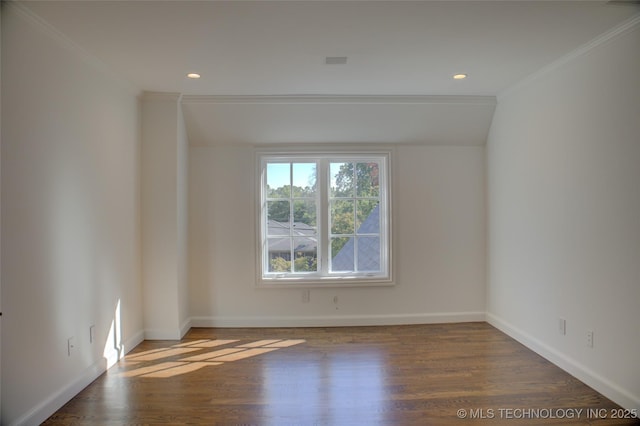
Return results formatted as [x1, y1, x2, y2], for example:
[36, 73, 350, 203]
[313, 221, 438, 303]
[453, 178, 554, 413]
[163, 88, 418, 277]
[17, 1, 640, 145]
[181, 95, 497, 146]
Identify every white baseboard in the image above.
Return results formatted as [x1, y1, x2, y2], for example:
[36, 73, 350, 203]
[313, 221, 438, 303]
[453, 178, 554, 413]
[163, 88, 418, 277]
[179, 317, 192, 338]
[190, 311, 486, 328]
[144, 318, 192, 341]
[124, 330, 145, 354]
[10, 329, 145, 426]
[103, 330, 145, 368]
[144, 329, 182, 340]
[487, 313, 640, 413]
[10, 362, 105, 426]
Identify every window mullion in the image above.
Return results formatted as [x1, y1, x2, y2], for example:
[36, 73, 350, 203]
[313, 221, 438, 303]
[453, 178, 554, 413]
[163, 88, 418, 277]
[352, 162, 359, 272]
[319, 158, 329, 275]
[288, 162, 294, 273]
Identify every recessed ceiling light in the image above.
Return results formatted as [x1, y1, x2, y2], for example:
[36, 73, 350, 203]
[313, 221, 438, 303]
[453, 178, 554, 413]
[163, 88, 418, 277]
[187, 73, 201, 79]
[453, 73, 468, 80]
[325, 56, 348, 65]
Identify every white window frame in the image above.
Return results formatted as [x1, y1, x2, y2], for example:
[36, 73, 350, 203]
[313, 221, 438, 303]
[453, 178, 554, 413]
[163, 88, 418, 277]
[257, 151, 392, 287]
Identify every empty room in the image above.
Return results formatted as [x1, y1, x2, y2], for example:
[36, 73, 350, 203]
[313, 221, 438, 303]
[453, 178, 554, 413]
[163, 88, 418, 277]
[1, 1, 639, 424]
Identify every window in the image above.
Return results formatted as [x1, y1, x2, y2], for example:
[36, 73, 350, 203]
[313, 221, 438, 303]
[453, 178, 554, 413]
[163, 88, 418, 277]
[258, 152, 391, 285]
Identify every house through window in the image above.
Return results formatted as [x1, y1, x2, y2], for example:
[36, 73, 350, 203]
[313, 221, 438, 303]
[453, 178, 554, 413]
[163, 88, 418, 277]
[258, 153, 391, 285]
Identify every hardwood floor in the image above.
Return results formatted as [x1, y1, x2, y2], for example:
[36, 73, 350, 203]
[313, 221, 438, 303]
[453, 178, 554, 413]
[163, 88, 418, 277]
[44, 323, 639, 425]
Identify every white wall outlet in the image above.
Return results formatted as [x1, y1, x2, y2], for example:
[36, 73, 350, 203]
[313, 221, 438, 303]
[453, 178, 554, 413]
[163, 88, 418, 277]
[558, 317, 566, 335]
[586, 330, 594, 348]
[90, 325, 95, 343]
[67, 337, 75, 356]
[302, 289, 310, 303]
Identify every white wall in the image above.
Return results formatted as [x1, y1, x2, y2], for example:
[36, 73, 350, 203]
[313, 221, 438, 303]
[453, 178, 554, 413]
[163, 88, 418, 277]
[1, 4, 143, 425]
[177, 102, 190, 334]
[0, 3, 4, 419]
[487, 23, 640, 410]
[189, 143, 485, 326]
[140, 93, 190, 340]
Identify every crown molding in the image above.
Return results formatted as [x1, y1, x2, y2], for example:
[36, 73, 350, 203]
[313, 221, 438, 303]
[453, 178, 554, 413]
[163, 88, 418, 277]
[181, 94, 496, 106]
[141, 91, 183, 103]
[5, 0, 140, 95]
[498, 12, 640, 101]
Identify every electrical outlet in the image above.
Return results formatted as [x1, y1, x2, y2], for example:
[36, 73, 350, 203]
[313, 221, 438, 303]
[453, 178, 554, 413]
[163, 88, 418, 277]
[586, 330, 594, 348]
[90, 325, 95, 343]
[67, 337, 75, 356]
[558, 318, 566, 335]
[302, 289, 310, 303]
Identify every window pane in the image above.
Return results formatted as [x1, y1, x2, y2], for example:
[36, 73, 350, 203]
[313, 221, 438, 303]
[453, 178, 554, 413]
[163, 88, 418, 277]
[293, 200, 317, 234]
[356, 200, 379, 234]
[293, 238, 318, 272]
[330, 162, 354, 198]
[356, 162, 380, 197]
[357, 237, 380, 272]
[267, 201, 290, 235]
[261, 154, 389, 282]
[292, 163, 316, 198]
[331, 237, 354, 272]
[267, 238, 291, 272]
[267, 163, 290, 198]
[331, 200, 354, 234]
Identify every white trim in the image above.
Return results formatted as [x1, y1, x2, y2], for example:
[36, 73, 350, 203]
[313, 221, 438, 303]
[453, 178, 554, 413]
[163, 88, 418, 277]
[487, 313, 640, 413]
[141, 91, 183, 103]
[5, 0, 139, 95]
[102, 330, 145, 369]
[124, 331, 145, 355]
[256, 152, 392, 286]
[498, 12, 640, 101]
[190, 312, 486, 328]
[144, 328, 184, 341]
[179, 317, 192, 339]
[254, 279, 395, 289]
[9, 362, 105, 426]
[143, 322, 190, 340]
[10, 330, 144, 426]
[181, 94, 497, 106]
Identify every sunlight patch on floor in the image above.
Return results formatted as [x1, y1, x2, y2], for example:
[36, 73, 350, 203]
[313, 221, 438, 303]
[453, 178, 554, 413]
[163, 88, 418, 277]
[125, 347, 201, 362]
[180, 347, 246, 362]
[143, 361, 223, 378]
[120, 338, 305, 378]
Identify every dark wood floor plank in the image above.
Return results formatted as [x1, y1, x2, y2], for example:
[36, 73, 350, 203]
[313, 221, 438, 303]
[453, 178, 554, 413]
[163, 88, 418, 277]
[43, 323, 639, 425]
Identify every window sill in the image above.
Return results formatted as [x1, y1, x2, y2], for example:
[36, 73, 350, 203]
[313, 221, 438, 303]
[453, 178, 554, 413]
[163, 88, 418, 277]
[256, 276, 394, 289]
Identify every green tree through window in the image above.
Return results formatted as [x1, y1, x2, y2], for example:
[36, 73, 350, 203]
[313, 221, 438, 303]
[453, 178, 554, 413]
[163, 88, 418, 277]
[261, 154, 389, 282]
